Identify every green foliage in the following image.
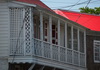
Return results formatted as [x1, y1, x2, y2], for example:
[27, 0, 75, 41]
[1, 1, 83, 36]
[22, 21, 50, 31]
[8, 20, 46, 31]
[79, 7, 100, 15]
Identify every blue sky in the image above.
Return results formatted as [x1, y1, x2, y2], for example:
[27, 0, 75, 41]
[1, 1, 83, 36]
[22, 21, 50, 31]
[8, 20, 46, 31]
[40, 0, 100, 12]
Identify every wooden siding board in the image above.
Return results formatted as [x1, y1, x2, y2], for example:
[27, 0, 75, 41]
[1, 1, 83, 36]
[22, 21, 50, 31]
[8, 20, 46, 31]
[86, 35, 100, 70]
[0, 3, 9, 57]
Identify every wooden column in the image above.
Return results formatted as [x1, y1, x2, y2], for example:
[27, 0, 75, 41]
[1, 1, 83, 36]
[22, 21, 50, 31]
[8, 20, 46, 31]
[28, 64, 35, 70]
[78, 28, 80, 66]
[58, 20, 60, 46]
[40, 11, 44, 56]
[40, 66, 45, 70]
[49, 16, 52, 59]
[65, 23, 67, 62]
[84, 30, 86, 67]
[58, 19, 60, 61]
[71, 25, 74, 64]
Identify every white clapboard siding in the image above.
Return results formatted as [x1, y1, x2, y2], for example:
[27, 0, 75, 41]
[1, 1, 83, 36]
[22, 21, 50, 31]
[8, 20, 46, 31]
[0, 3, 9, 56]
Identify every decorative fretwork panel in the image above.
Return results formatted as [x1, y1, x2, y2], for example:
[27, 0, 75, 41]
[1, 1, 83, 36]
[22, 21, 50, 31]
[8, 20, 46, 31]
[43, 42, 51, 58]
[24, 8, 32, 55]
[73, 51, 79, 65]
[10, 8, 24, 55]
[34, 39, 42, 56]
[60, 47, 66, 62]
[52, 45, 59, 60]
[67, 49, 72, 63]
[80, 53, 85, 67]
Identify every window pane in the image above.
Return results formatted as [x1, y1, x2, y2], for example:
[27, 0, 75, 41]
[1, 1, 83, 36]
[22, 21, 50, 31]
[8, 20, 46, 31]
[67, 25, 71, 49]
[79, 31, 84, 53]
[73, 28, 78, 51]
[33, 15, 40, 39]
[94, 41, 100, 62]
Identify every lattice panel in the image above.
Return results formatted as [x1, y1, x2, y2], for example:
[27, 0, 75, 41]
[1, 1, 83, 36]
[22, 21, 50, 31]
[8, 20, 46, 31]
[43, 42, 51, 58]
[10, 8, 24, 55]
[52, 45, 59, 60]
[34, 39, 42, 56]
[67, 49, 72, 63]
[73, 51, 79, 65]
[24, 7, 32, 55]
[60, 47, 66, 62]
[80, 53, 85, 67]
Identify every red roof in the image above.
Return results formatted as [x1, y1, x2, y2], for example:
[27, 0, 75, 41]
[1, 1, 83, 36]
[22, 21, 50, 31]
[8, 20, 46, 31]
[16, 0, 53, 12]
[54, 10, 100, 31]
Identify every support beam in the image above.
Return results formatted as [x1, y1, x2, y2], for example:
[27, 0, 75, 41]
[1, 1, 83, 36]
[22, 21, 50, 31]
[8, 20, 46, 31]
[28, 64, 35, 70]
[40, 66, 45, 70]
[52, 68, 56, 70]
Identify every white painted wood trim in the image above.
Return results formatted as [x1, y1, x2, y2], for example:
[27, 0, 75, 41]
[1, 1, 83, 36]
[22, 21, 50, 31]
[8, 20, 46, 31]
[58, 20, 60, 46]
[65, 23, 67, 62]
[40, 11, 44, 57]
[49, 16, 52, 59]
[28, 63, 35, 70]
[84, 30, 86, 67]
[29, 7, 32, 55]
[23, 8, 26, 56]
[8, 6, 11, 56]
[12, 1, 36, 7]
[71, 25, 74, 63]
[78, 28, 80, 66]
[58, 19, 60, 61]
[30, 7, 34, 56]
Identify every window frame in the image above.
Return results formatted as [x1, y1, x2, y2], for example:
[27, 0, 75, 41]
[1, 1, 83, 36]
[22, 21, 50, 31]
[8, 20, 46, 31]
[94, 40, 100, 63]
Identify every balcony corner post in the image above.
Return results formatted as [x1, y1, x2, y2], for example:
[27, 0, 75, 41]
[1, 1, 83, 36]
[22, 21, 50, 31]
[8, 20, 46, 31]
[40, 11, 44, 57]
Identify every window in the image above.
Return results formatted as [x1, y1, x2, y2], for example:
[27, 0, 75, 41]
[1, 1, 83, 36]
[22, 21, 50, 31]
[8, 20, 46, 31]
[73, 28, 78, 51]
[79, 31, 84, 53]
[94, 40, 100, 62]
[34, 15, 40, 39]
[67, 25, 72, 49]
[43, 20, 48, 42]
[52, 24, 58, 44]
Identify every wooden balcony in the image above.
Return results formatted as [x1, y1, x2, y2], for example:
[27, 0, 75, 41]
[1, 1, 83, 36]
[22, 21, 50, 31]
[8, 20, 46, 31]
[9, 38, 86, 67]
[9, 7, 86, 70]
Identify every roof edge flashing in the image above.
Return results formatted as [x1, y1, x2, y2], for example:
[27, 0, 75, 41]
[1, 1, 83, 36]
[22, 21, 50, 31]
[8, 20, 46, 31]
[12, 1, 36, 7]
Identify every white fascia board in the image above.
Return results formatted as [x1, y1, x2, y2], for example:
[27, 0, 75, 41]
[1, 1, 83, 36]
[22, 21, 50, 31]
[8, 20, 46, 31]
[12, 1, 36, 7]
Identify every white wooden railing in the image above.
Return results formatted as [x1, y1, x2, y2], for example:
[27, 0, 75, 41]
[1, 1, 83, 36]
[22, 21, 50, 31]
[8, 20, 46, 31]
[10, 38, 86, 67]
[33, 38, 86, 67]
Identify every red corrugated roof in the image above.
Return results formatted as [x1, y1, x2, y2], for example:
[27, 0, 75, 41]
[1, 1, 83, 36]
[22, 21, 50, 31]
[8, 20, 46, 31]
[54, 10, 100, 31]
[16, 0, 53, 12]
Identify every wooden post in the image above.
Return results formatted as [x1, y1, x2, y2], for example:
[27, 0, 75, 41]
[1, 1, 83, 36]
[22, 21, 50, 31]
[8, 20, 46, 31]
[40, 11, 44, 56]
[40, 66, 45, 70]
[58, 19, 60, 61]
[84, 30, 86, 67]
[78, 28, 80, 66]
[71, 26, 74, 64]
[28, 64, 35, 70]
[49, 16, 52, 59]
[65, 23, 67, 62]
[58, 19, 60, 46]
